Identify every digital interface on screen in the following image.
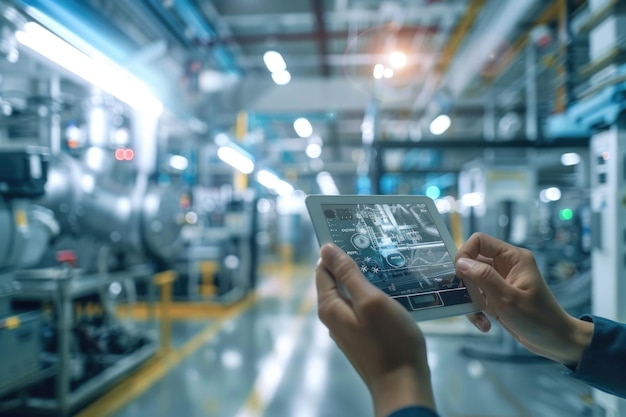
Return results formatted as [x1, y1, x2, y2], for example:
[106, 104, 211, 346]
[322, 202, 471, 311]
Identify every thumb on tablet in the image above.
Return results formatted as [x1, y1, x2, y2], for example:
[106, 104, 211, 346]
[456, 257, 512, 301]
[320, 243, 378, 301]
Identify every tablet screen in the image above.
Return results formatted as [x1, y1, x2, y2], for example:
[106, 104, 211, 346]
[321, 202, 471, 311]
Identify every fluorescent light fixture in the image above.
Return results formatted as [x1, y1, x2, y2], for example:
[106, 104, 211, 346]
[373, 64, 385, 79]
[263, 50, 287, 73]
[257, 169, 281, 189]
[389, 51, 407, 69]
[275, 180, 294, 197]
[294, 117, 313, 138]
[217, 146, 254, 174]
[272, 70, 291, 85]
[16, 22, 163, 116]
[560, 152, 581, 166]
[306, 143, 322, 159]
[429, 114, 451, 135]
[168, 155, 189, 171]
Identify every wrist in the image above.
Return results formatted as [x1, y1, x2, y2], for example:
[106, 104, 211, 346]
[552, 316, 594, 367]
[369, 366, 436, 417]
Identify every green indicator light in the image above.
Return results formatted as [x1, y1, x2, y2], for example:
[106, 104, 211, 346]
[559, 208, 573, 221]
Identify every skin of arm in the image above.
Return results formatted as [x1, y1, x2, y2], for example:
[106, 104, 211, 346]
[316, 243, 436, 417]
[455, 233, 593, 367]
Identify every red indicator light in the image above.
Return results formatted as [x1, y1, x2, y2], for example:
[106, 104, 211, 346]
[124, 149, 134, 160]
[115, 148, 125, 161]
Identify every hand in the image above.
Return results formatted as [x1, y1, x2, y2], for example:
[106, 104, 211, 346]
[316, 243, 436, 417]
[455, 233, 593, 366]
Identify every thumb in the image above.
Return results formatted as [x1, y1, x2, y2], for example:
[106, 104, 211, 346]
[456, 257, 513, 300]
[320, 244, 377, 301]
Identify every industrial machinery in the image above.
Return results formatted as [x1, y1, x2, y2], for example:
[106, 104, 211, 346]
[0, 141, 186, 414]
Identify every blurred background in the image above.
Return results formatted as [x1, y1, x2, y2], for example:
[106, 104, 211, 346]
[0, 0, 624, 416]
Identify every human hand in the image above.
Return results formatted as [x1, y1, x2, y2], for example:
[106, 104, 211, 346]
[455, 233, 593, 366]
[316, 243, 435, 417]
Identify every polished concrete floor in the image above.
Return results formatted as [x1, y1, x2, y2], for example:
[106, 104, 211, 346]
[108, 262, 597, 417]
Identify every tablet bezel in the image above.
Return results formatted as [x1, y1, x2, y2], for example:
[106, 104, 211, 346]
[306, 194, 485, 322]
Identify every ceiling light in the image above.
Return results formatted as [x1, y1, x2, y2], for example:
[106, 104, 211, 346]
[389, 51, 407, 69]
[294, 117, 313, 138]
[540, 187, 561, 202]
[256, 169, 280, 189]
[560, 152, 581, 166]
[217, 146, 254, 174]
[16, 22, 163, 116]
[429, 114, 451, 135]
[263, 50, 287, 73]
[461, 192, 484, 207]
[271, 70, 291, 85]
[168, 155, 189, 171]
[305, 143, 322, 159]
[275, 180, 295, 197]
[373, 64, 384, 79]
[383, 68, 394, 78]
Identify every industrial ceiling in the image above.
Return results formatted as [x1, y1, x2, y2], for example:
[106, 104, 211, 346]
[1, 0, 590, 194]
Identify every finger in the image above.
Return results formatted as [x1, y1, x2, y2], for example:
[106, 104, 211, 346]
[476, 254, 493, 265]
[315, 261, 337, 296]
[456, 257, 516, 301]
[466, 312, 491, 332]
[320, 243, 378, 301]
[455, 233, 516, 263]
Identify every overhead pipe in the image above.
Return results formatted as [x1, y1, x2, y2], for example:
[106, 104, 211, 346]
[482, 2, 560, 82]
[411, 0, 485, 112]
[443, 0, 542, 98]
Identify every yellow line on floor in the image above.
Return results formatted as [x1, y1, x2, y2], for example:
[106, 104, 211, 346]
[235, 286, 316, 417]
[76, 294, 258, 417]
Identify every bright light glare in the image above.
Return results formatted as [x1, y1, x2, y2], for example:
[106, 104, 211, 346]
[169, 155, 189, 171]
[276, 180, 294, 196]
[373, 64, 385, 79]
[434, 198, 451, 214]
[85, 147, 106, 171]
[389, 51, 407, 69]
[257, 169, 280, 189]
[461, 192, 484, 207]
[561, 152, 581, 166]
[81, 174, 95, 193]
[272, 70, 291, 85]
[383, 68, 394, 78]
[430, 114, 452, 135]
[425, 185, 441, 200]
[263, 50, 287, 73]
[545, 187, 561, 202]
[316, 171, 339, 195]
[293, 117, 313, 138]
[16, 22, 163, 116]
[306, 143, 322, 159]
[217, 146, 254, 174]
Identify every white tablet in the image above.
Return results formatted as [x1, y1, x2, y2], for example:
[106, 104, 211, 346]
[306, 195, 485, 321]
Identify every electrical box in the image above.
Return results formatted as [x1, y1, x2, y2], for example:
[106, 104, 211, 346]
[0, 147, 49, 198]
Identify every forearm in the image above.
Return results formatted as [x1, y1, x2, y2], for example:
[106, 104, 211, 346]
[370, 367, 436, 417]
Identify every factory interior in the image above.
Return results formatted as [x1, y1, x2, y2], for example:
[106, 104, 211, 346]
[0, 0, 625, 416]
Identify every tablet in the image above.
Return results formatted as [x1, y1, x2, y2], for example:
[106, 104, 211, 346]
[306, 195, 485, 321]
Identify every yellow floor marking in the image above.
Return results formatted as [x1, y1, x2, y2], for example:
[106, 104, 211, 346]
[76, 294, 258, 417]
[235, 285, 317, 417]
